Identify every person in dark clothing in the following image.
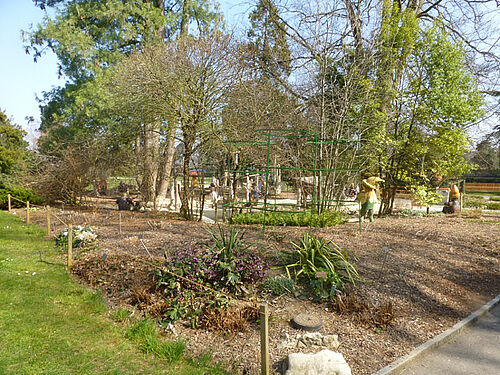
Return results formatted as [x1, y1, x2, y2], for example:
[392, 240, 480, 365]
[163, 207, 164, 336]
[116, 197, 134, 210]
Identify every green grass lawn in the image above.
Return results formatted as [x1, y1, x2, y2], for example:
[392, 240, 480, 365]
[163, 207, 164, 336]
[0, 212, 226, 375]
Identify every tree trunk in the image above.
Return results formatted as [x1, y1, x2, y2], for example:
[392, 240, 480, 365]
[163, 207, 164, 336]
[180, 0, 190, 37]
[180, 132, 195, 219]
[143, 122, 160, 204]
[156, 125, 177, 205]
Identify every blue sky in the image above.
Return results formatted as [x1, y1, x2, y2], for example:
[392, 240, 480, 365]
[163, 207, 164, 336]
[0, 0, 62, 142]
[0, 0, 250, 144]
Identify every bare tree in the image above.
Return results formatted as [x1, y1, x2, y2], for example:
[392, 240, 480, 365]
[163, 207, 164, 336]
[111, 35, 239, 218]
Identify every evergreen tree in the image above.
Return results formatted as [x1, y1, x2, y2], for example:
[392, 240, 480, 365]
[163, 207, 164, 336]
[0, 110, 28, 176]
[247, 0, 291, 80]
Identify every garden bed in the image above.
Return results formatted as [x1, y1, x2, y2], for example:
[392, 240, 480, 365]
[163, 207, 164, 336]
[19, 203, 500, 374]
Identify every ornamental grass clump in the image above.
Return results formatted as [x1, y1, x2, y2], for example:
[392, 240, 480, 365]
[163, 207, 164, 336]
[156, 225, 267, 325]
[283, 233, 360, 300]
[55, 225, 98, 250]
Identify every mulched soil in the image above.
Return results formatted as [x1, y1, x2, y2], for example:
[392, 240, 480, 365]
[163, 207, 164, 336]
[18, 202, 500, 375]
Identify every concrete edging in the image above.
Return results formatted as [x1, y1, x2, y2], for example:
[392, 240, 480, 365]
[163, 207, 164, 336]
[371, 293, 500, 375]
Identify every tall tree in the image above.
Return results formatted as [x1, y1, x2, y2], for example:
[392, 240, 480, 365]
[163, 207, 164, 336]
[25, 0, 222, 206]
[374, 21, 484, 212]
[0, 110, 28, 177]
[246, 0, 291, 80]
[111, 35, 238, 218]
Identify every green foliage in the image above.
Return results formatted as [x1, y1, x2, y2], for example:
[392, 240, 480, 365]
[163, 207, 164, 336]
[282, 234, 360, 300]
[110, 308, 132, 323]
[26, 1, 166, 82]
[410, 185, 442, 209]
[207, 224, 251, 263]
[419, 23, 484, 126]
[247, 0, 291, 79]
[125, 318, 185, 363]
[465, 199, 500, 210]
[0, 110, 28, 175]
[370, 19, 484, 213]
[0, 184, 44, 209]
[231, 210, 347, 227]
[469, 139, 500, 174]
[156, 226, 267, 324]
[27, 0, 223, 156]
[261, 276, 296, 296]
[467, 194, 487, 200]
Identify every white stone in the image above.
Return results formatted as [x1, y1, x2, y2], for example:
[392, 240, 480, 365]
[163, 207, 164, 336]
[301, 332, 323, 346]
[321, 334, 340, 350]
[285, 350, 351, 375]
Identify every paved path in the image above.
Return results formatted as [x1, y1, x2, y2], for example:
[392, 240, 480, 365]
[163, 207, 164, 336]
[394, 303, 500, 374]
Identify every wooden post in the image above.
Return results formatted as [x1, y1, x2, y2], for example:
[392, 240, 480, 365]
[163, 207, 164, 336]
[260, 304, 270, 375]
[460, 180, 466, 211]
[214, 201, 218, 223]
[46, 206, 51, 235]
[119, 211, 122, 234]
[67, 224, 73, 269]
[26, 201, 30, 224]
[7, 194, 11, 212]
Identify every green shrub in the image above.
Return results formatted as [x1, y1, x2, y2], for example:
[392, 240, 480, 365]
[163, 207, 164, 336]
[465, 199, 483, 208]
[261, 276, 296, 296]
[467, 194, 485, 200]
[282, 233, 360, 300]
[156, 225, 267, 324]
[485, 201, 500, 210]
[231, 210, 347, 227]
[0, 185, 44, 209]
[464, 200, 500, 210]
[490, 196, 500, 202]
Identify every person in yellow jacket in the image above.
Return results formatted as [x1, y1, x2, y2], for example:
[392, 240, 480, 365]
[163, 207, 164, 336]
[359, 176, 384, 222]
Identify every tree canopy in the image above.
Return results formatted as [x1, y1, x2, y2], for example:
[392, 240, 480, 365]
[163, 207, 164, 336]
[0, 110, 28, 176]
[22, 0, 499, 216]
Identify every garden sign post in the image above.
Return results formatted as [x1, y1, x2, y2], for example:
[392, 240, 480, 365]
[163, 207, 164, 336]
[7, 194, 11, 212]
[26, 201, 30, 224]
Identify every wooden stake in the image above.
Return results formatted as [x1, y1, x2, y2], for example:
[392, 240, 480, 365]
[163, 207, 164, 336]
[119, 211, 122, 234]
[460, 180, 465, 211]
[214, 201, 218, 223]
[26, 201, 30, 224]
[260, 304, 270, 375]
[46, 206, 51, 235]
[7, 194, 11, 212]
[67, 224, 73, 269]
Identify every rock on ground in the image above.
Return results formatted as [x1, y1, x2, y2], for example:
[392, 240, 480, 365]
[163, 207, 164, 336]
[285, 349, 351, 375]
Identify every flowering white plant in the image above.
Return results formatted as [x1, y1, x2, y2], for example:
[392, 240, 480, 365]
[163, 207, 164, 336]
[55, 225, 98, 249]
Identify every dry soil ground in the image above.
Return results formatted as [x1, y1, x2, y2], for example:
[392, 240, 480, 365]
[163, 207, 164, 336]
[16, 203, 500, 375]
